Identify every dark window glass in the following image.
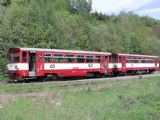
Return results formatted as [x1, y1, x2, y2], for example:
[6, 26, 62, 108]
[142, 59, 146, 63]
[86, 56, 94, 63]
[133, 58, 137, 63]
[127, 58, 130, 63]
[54, 54, 64, 63]
[95, 56, 100, 63]
[109, 56, 111, 63]
[66, 55, 75, 63]
[44, 54, 52, 63]
[150, 58, 154, 63]
[22, 52, 27, 62]
[76, 55, 85, 63]
[112, 56, 118, 63]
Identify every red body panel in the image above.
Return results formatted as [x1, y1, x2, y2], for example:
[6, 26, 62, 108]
[36, 52, 44, 76]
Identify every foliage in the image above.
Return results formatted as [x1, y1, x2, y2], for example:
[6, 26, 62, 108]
[0, 0, 160, 74]
[68, 0, 92, 14]
[0, 0, 11, 7]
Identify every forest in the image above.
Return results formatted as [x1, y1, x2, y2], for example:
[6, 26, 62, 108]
[0, 0, 160, 74]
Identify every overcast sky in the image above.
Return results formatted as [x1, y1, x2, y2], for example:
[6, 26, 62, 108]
[92, 0, 160, 20]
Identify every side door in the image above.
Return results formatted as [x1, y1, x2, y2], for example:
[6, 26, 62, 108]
[36, 52, 44, 76]
[100, 55, 109, 74]
[104, 56, 108, 72]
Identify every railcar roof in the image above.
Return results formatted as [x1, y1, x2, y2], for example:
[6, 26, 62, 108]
[114, 53, 158, 58]
[17, 48, 111, 55]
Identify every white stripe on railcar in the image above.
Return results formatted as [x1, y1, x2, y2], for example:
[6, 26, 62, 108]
[7, 63, 29, 71]
[108, 63, 122, 69]
[44, 63, 101, 70]
[126, 63, 155, 68]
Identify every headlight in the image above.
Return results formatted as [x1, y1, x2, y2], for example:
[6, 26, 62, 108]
[14, 65, 19, 70]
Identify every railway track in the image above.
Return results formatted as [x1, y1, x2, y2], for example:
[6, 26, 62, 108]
[0, 71, 160, 86]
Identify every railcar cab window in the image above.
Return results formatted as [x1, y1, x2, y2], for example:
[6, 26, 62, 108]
[76, 55, 85, 63]
[95, 56, 100, 63]
[44, 54, 52, 63]
[86, 56, 94, 63]
[9, 52, 20, 63]
[54, 54, 64, 63]
[66, 55, 75, 63]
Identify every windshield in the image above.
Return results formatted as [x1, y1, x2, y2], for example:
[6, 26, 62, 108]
[9, 52, 20, 63]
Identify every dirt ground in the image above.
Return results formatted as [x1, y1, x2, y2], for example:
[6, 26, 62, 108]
[0, 92, 54, 105]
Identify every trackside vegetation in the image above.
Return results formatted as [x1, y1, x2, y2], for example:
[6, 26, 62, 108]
[0, 77, 160, 120]
[0, 0, 160, 77]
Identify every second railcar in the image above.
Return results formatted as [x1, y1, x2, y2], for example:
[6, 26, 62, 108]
[111, 53, 159, 75]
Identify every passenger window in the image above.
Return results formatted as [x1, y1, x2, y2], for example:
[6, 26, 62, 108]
[86, 56, 94, 63]
[95, 56, 100, 63]
[44, 54, 52, 63]
[133, 58, 137, 63]
[66, 55, 75, 63]
[76, 55, 85, 63]
[127, 58, 130, 63]
[142, 58, 146, 63]
[22, 51, 27, 62]
[138, 59, 141, 63]
[54, 54, 64, 63]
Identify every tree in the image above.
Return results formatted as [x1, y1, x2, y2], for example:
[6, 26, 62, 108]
[0, 0, 11, 7]
[68, 0, 92, 14]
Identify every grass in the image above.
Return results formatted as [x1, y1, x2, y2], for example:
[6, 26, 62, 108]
[0, 77, 160, 120]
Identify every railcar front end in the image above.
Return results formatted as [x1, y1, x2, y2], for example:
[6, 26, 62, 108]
[7, 48, 29, 81]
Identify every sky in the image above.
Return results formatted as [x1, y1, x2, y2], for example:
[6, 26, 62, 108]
[92, 0, 160, 20]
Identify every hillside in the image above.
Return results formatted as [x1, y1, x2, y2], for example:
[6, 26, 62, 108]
[0, 0, 160, 73]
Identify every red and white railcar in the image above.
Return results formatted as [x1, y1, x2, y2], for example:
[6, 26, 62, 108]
[7, 48, 112, 81]
[111, 53, 159, 75]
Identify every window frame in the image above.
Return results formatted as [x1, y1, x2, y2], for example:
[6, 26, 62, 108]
[53, 53, 64, 63]
[76, 54, 85, 63]
[86, 55, 94, 63]
[44, 53, 52, 63]
[65, 54, 75, 63]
